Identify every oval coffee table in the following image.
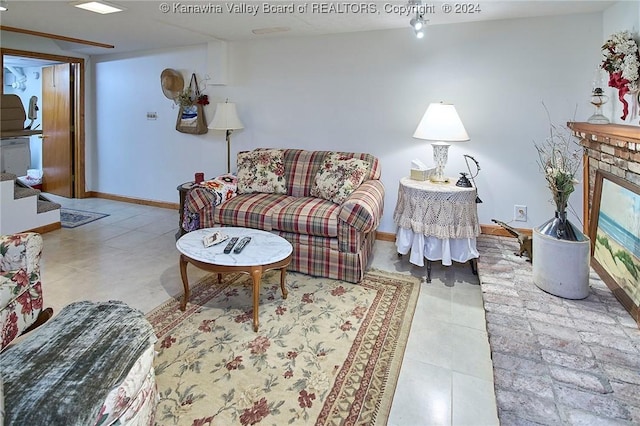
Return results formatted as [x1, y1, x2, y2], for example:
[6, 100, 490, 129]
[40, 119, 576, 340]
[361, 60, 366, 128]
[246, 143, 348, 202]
[176, 227, 293, 332]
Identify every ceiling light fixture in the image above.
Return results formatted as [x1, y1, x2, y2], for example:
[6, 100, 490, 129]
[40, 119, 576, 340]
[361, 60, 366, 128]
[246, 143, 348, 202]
[73, 1, 125, 14]
[0, 0, 8, 11]
[408, 0, 426, 39]
[410, 17, 423, 31]
[410, 13, 426, 38]
[251, 27, 291, 35]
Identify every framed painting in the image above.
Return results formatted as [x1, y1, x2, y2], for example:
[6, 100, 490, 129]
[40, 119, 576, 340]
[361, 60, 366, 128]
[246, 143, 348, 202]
[589, 170, 640, 328]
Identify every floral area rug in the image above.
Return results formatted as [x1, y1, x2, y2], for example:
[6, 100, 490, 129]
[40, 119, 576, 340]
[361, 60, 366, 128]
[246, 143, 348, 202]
[60, 208, 109, 228]
[146, 269, 420, 426]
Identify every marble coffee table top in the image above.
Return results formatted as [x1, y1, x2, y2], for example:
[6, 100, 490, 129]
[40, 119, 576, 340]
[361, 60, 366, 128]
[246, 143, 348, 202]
[176, 227, 293, 267]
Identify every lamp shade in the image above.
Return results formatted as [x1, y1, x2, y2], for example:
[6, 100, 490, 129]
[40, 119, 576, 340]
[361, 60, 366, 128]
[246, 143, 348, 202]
[208, 102, 244, 130]
[413, 102, 469, 141]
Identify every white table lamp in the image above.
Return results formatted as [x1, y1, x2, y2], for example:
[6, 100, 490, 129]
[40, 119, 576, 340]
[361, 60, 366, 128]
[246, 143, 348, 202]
[209, 99, 244, 173]
[413, 102, 469, 182]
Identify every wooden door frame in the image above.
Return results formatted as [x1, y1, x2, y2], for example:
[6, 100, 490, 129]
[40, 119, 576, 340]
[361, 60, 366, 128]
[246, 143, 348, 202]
[1, 48, 86, 198]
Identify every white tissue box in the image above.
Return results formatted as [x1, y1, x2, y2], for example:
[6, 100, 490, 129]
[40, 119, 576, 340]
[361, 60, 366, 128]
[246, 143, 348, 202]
[410, 168, 433, 181]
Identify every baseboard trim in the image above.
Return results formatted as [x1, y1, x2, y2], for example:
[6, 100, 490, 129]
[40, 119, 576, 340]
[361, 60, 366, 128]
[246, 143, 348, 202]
[480, 224, 532, 238]
[27, 221, 61, 234]
[375, 225, 531, 242]
[87, 191, 179, 210]
[376, 231, 396, 242]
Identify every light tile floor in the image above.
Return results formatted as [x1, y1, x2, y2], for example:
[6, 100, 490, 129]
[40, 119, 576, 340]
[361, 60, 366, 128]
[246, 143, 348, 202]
[39, 195, 499, 426]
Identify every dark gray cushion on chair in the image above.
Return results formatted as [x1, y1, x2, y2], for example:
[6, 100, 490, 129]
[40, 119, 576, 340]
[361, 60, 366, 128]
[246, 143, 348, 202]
[0, 300, 156, 425]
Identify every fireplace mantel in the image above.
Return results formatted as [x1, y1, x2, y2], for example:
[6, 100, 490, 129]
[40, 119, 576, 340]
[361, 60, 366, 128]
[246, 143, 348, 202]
[568, 122, 640, 143]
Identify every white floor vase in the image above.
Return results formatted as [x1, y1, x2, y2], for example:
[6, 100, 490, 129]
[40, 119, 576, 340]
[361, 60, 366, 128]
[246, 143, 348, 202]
[532, 228, 591, 300]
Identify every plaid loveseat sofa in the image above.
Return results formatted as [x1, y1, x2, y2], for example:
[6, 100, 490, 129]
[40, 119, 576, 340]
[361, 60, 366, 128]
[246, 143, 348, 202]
[214, 149, 384, 283]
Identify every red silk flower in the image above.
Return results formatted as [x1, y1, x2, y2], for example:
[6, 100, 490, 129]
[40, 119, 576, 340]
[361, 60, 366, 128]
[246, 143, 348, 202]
[608, 71, 631, 120]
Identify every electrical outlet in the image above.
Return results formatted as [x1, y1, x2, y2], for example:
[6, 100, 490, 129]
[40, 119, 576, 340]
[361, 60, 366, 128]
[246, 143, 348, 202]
[514, 205, 527, 222]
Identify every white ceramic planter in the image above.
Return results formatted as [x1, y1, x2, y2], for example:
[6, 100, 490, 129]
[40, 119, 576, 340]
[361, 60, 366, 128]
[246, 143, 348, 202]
[532, 228, 591, 299]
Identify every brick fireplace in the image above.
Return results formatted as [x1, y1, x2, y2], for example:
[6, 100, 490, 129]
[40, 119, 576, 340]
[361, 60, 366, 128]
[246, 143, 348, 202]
[569, 122, 640, 327]
[568, 122, 640, 232]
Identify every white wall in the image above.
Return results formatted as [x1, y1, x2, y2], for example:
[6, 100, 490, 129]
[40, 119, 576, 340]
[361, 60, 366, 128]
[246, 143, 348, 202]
[3, 12, 612, 235]
[92, 12, 601, 233]
[92, 46, 217, 201]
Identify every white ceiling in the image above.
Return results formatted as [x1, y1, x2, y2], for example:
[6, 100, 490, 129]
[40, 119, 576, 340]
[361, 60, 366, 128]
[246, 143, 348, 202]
[1, 1, 615, 56]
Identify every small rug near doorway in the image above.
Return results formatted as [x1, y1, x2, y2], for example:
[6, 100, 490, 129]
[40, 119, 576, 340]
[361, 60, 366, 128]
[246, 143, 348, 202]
[60, 208, 109, 228]
[146, 269, 420, 426]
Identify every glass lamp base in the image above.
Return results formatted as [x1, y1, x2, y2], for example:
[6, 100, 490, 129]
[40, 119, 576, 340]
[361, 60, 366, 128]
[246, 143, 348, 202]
[430, 174, 449, 183]
[587, 113, 609, 124]
[587, 101, 609, 124]
[430, 142, 450, 183]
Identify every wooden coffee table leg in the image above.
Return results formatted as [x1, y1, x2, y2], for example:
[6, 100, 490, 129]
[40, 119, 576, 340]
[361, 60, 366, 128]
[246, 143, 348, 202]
[179, 254, 190, 311]
[280, 267, 288, 299]
[250, 267, 263, 332]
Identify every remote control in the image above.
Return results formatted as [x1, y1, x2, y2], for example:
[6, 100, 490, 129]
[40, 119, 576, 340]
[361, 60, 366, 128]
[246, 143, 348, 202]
[223, 237, 239, 254]
[233, 237, 251, 254]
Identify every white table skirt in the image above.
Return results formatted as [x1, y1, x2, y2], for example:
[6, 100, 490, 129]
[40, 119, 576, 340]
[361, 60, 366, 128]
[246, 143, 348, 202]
[396, 227, 479, 267]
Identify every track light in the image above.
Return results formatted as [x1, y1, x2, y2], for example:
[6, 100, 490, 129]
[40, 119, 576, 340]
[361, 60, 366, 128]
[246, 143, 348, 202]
[409, 1, 426, 40]
[411, 15, 426, 38]
[410, 17, 423, 31]
[0, 0, 8, 11]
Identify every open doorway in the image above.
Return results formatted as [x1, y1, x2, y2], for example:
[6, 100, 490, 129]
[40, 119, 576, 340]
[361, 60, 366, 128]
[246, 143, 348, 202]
[1, 48, 86, 198]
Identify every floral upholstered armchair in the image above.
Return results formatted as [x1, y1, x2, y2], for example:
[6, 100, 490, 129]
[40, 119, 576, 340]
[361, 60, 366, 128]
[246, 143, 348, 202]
[0, 232, 51, 351]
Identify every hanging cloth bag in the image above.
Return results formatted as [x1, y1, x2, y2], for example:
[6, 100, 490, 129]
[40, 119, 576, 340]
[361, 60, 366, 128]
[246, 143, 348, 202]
[176, 73, 208, 134]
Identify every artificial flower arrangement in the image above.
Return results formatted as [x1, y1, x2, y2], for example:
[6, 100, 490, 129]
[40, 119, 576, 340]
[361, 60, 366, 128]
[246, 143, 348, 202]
[601, 30, 640, 120]
[177, 88, 210, 107]
[534, 119, 581, 217]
